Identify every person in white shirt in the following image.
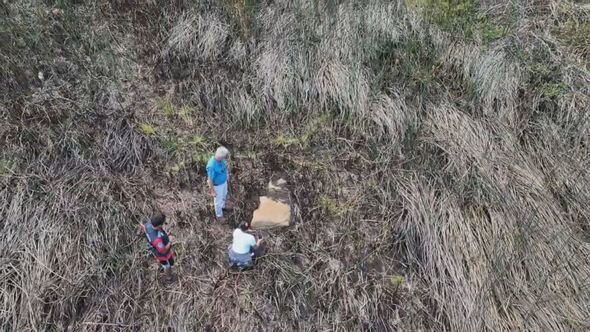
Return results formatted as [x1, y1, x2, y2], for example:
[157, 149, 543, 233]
[228, 221, 263, 269]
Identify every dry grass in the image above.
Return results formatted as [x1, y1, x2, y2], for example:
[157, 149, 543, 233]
[1, 0, 590, 330]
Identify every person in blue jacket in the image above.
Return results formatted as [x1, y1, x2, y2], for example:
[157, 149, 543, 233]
[206, 146, 229, 221]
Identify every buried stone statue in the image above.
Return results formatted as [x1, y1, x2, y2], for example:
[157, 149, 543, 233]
[250, 178, 292, 229]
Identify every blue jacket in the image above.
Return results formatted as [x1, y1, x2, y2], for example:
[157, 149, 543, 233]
[206, 157, 228, 186]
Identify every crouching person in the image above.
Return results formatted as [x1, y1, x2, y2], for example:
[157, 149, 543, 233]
[227, 221, 263, 270]
[141, 213, 174, 281]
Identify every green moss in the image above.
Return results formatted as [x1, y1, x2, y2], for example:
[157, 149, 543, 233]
[391, 275, 405, 286]
[138, 123, 156, 135]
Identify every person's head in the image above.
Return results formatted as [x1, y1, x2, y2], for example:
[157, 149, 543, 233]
[238, 221, 250, 231]
[151, 212, 166, 228]
[215, 146, 229, 161]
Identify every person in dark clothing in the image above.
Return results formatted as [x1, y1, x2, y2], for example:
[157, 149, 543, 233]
[140, 213, 174, 281]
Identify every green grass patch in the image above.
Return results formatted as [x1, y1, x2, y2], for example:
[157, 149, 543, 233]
[0, 159, 16, 175]
[408, 0, 478, 36]
[370, 35, 442, 94]
[408, 0, 508, 44]
[272, 117, 329, 149]
[554, 19, 590, 61]
[274, 134, 303, 148]
[178, 105, 197, 122]
[160, 131, 209, 158]
[523, 54, 566, 98]
[317, 196, 348, 217]
[189, 134, 206, 146]
[192, 152, 210, 164]
[541, 83, 567, 98]
[161, 135, 181, 154]
[225, 0, 261, 39]
[480, 21, 507, 45]
[169, 161, 185, 174]
[158, 98, 175, 117]
[157, 98, 197, 123]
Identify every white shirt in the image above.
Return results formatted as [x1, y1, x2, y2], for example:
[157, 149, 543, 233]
[231, 228, 256, 254]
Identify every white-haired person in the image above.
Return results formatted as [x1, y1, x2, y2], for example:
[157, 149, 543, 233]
[206, 146, 230, 221]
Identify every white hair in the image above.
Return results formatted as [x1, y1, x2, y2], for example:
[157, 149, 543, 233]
[215, 146, 229, 159]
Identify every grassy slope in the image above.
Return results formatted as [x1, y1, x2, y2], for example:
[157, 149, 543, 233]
[1, 0, 589, 330]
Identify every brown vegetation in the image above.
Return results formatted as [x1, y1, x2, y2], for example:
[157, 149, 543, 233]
[1, 0, 589, 330]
